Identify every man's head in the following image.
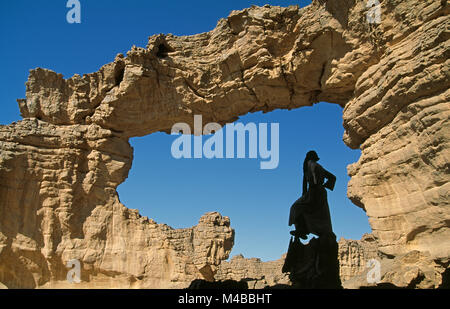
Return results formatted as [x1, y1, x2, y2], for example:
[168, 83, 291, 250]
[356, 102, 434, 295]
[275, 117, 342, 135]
[305, 150, 319, 162]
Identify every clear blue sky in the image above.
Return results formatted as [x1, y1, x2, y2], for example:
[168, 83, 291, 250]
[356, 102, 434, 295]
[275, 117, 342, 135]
[0, 0, 371, 261]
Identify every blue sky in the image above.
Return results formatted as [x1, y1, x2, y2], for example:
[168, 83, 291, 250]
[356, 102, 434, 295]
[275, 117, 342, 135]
[0, 0, 371, 261]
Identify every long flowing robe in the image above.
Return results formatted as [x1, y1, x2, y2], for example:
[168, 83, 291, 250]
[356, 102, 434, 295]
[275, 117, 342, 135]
[288, 160, 336, 237]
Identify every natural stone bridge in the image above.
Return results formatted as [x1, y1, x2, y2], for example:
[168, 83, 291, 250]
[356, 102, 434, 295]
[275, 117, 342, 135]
[0, 0, 448, 288]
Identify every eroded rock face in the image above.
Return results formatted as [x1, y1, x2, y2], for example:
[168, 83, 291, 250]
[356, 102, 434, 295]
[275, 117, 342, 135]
[0, 0, 449, 288]
[343, 250, 447, 289]
[0, 160, 234, 290]
[215, 254, 290, 289]
[338, 234, 379, 282]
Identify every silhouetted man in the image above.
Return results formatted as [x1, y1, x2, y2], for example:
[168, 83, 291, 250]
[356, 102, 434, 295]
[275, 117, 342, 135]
[289, 150, 336, 240]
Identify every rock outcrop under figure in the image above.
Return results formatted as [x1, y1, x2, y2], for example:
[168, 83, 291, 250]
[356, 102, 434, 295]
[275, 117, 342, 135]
[0, 0, 449, 288]
[282, 235, 342, 289]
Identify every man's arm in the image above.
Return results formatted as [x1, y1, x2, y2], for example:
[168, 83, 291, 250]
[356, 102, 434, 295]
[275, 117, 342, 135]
[302, 174, 307, 196]
[320, 165, 336, 191]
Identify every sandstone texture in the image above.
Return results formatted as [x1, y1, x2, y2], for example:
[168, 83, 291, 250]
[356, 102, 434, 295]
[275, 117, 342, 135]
[0, 0, 449, 288]
[215, 254, 290, 288]
[0, 205, 233, 288]
[343, 250, 446, 289]
[338, 234, 378, 282]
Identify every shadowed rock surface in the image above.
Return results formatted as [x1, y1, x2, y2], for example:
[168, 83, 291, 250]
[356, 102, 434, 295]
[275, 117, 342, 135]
[188, 279, 248, 289]
[0, 0, 449, 288]
[216, 234, 377, 288]
[282, 235, 342, 289]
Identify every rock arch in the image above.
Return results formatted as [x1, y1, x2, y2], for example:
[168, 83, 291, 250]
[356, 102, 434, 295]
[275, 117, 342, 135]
[0, 0, 449, 288]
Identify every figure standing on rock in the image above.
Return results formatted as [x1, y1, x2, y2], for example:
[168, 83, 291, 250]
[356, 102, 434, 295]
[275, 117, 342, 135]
[289, 150, 336, 240]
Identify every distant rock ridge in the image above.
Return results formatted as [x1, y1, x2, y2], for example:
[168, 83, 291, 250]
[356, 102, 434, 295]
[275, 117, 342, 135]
[215, 254, 290, 288]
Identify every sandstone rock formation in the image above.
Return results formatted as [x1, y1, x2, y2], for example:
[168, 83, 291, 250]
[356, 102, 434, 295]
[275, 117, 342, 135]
[343, 250, 445, 289]
[338, 233, 378, 282]
[0, 207, 233, 288]
[215, 254, 290, 289]
[0, 0, 449, 288]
